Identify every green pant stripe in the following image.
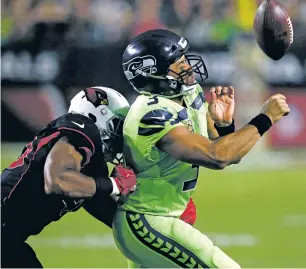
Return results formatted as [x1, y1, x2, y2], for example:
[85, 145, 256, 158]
[126, 212, 210, 268]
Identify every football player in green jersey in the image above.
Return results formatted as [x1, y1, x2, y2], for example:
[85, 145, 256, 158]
[112, 29, 290, 268]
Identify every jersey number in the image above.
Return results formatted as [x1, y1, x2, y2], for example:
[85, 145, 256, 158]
[147, 96, 159, 106]
[183, 165, 199, 191]
[9, 142, 33, 169]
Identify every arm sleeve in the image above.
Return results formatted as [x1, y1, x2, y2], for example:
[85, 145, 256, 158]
[83, 194, 118, 228]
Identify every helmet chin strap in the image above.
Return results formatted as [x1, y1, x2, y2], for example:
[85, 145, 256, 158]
[159, 76, 196, 99]
[165, 75, 197, 91]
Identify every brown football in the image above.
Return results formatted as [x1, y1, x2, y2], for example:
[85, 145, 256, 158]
[253, 0, 293, 60]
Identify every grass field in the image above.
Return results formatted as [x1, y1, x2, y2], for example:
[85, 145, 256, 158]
[1, 146, 306, 268]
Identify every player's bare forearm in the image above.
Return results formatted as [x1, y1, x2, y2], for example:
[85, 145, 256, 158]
[211, 125, 260, 165]
[53, 170, 97, 197]
[158, 125, 260, 170]
[48, 169, 114, 198]
[44, 137, 116, 198]
[44, 137, 96, 197]
[44, 136, 110, 198]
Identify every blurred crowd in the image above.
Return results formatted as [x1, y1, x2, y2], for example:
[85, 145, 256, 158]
[2, 0, 306, 47]
[1, 0, 306, 146]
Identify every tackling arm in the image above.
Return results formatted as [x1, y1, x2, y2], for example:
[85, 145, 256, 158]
[44, 137, 113, 198]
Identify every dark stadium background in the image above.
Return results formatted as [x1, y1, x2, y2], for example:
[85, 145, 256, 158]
[1, 0, 306, 267]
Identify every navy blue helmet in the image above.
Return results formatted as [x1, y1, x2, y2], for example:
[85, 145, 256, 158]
[122, 29, 208, 98]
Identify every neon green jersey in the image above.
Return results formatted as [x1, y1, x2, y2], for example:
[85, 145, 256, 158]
[121, 85, 208, 217]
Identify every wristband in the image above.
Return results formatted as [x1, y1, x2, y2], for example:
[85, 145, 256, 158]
[214, 120, 235, 137]
[109, 177, 120, 196]
[93, 177, 112, 197]
[248, 114, 272, 136]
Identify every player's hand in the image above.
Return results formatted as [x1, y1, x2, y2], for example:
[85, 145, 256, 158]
[208, 86, 235, 126]
[179, 198, 197, 226]
[111, 164, 137, 195]
[261, 94, 290, 124]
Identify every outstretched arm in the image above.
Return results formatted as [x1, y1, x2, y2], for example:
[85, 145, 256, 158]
[157, 124, 259, 170]
[157, 94, 289, 170]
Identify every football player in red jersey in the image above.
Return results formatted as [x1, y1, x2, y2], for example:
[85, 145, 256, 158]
[1, 86, 137, 268]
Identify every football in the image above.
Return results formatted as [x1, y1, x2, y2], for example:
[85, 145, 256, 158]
[253, 0, 294, 60]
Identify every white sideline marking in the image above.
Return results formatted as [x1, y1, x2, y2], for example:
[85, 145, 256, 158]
[29, 233, 257, 249]
[29, 234, 115, 248]
[282, 214, 306, 227]
[207, 233, 258, 247]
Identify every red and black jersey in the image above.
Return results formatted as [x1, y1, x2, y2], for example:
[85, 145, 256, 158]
[1, 113, 108, 240]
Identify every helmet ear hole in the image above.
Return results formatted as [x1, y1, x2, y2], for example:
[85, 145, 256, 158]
[170, 44, 177, 53]
[88, 113, 97, 123]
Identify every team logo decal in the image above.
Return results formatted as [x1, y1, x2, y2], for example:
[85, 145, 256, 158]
[85, 88, 109, 107]
[123, 55, 157, 80]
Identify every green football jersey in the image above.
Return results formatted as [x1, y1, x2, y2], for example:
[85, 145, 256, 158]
[121, 85, 208, 217]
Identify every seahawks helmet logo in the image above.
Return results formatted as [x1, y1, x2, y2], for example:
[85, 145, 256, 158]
[123, 55, 157, 80]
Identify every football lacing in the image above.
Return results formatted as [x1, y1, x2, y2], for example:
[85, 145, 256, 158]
[287, 17, 294, 44]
